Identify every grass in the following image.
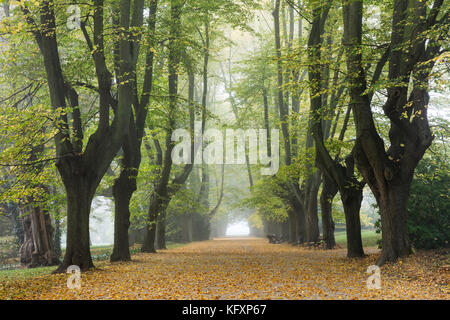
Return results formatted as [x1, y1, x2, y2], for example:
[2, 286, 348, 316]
[335, 229, 381, 248]
[0, 266, 55, 282]
[0, 241, 188, 282]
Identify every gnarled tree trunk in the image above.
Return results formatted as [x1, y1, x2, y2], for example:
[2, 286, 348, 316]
[377, 180, 411, 262]
[20, 205, 59, 268]
[341, 0, 444, 264]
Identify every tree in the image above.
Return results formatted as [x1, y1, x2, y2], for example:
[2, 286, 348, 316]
[110, 0, 159, 262]
[273, 0, 308, 244]
[20, 0, 147, 272]
[142, 0, 184, 253]
[341, 0, 448, 264]
[307, 0, 365, 257]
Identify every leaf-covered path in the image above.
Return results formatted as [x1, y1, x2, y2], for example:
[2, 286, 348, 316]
[1, 238, 448, 300]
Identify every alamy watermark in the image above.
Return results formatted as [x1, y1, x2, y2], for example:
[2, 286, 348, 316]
[67, 265, 81, 290]
[172, 122, 280, 175]
[364, 5, 381, 30]
[366, 265, 381, 290]
[67, 5, 81, 30]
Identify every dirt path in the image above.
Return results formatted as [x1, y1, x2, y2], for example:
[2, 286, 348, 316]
[1, 238, 448, 299]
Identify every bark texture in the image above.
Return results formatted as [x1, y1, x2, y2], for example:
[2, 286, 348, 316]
[20, 205, 59, 268]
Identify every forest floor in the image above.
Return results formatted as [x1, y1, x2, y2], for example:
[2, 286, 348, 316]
[0, 237, 448, 300]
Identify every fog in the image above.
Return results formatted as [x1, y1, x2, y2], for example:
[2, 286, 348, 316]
[61, 196, 114, 248]
[226, 221, 250, 237]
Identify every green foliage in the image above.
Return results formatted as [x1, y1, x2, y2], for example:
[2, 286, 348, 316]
[241, 175, 288, 223]
[247, 211, 263, 229]
[373, 148, 450, 251]
[407, 156, 450, 249]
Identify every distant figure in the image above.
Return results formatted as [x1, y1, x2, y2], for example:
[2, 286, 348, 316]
[267, 234, 282, 244]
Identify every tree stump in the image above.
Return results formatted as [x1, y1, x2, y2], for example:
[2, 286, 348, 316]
[19, 205, 59, 268]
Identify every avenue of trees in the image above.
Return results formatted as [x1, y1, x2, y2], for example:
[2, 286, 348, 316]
[0, 0, 448, 272]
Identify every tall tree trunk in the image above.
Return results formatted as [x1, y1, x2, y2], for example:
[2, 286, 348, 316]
[281, 221, 289, 241]
[53, 216, 61, 259]
[273, 0, 291, 166]
[341, 187, 364, 257]
[55, 176, 96, 272]
[320, 175, 337, 249]
[286, 208, 296, 243]
[198, 164, 210, 238]
[305, 172, 321, 243]
[111, 0, 158, 262]
[141, 163, 173, 252]
[142, 0, 181, 252]
[141, 192, 162, 253]
[293, 195, 306, 244]
[142, 223, 157, 252]
[304, 2, 332, 244]
[371, 174, 412, 262]
[187, 215, 193, 242]
[305, 1, 365, 257]
[274, 0, 302, 242]
[111, 168, 135, 261]
[156, 211, 167, 250]
[192, 167, 211, 241]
